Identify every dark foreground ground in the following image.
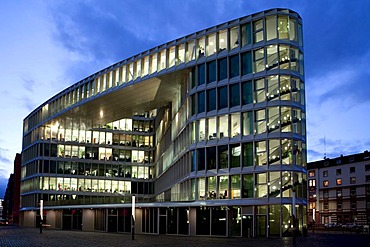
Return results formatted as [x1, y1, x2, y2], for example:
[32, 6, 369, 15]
[0, 225, 370, 247]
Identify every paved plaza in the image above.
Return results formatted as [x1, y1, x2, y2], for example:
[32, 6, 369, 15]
[0, 225, 370, 247]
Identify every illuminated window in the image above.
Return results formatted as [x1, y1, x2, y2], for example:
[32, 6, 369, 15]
[336, 178, 342, 185]
[350, 177, 356, 184]
[308, 170, 315, 177]
[337, 189, 342, 197]
[308, 179, 316, 187]
[309, 202, 316, 210]
[253, 19, 264, 43]
[323, 180, 329, 187]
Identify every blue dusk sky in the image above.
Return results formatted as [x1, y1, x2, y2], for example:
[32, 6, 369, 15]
[0, 0, 369, 196]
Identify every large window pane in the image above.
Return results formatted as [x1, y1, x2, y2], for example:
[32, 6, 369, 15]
[278, 16, 289, 40]
[197, 148, 205, 171]
[231, 113, 240, 137]
[177, 44, 185, 64]
[169, 46, 176, 67]
[207, 33, 216, 56]
[255, 141, 267, 166]
[207, 176, 217, 199]
[254, 78, 265, 103]
[279, 45, 290, 70]
[218, 145, 228, 169]
[241, 51, 252, 75]
[255, 109, 266, 134]
[230, 144, 241, 168]
[219, 176, 229, 199]
[198, 119, 206, 142]
[269, 172, 281, 198]
[282, 139, 292, 165]
[218, 86, 228, 109]
[242, 174, 253, 198]
[198, 178, 206, 199]
[198, 91, 205, 113]
[289, 19, 297, 41]
[280, 76, 291, 101]
[268, 139, 280, 165]
[242, 111, 253, 136]
[266, 45, 278, 71]
[290, 47, 298, 71]
[253, 48, 264, 73]
[218, 115, 229, 139]
[266, 16, 277, 41]
[255, 173, 267, 197]
[198, 64, 205, 85]
[231, 175, 241, 199]
[218, 58, 227, 81]
[281, 107, 291, 132]
[230, 83, 240, 107]
[230, 26, 239, 49]
[208, 117, 217, 140]
[230, 55, 239, 78]
[207, 147, 216, 170]
[242, 142, 253, 167]
[253, 19, 264, 43]
[207, 61, 216, 83]
[267, 75, 279, 101]
[241, 23, 252, 46]
[218, 30, 227, 51]
[207, 88, 216, 112]
[197, 37, 205, 59]
[186, 40, 196, 62]
[242, 81, 253, 105]
[267, 106, 279, 133]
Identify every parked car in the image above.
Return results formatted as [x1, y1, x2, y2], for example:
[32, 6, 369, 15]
[324, 223, 337, 228]
[342, 223, 361, 229]
[0, 219, 8, 225]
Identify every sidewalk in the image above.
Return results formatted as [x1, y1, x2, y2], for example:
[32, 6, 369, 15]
[0, 225, 369, 247]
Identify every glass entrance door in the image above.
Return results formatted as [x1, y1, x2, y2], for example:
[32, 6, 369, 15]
[242, 215, 253, 237]
[256, 215, 267, 237]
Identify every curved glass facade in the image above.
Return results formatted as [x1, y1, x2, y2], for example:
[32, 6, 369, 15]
[21, 8, 306, 237]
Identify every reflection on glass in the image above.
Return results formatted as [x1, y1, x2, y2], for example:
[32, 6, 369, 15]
[218, 115, 228, 139]
[207, 33, 216, 56]
[208, 117, 216, 140]
[255, 141, 267, 166]
[254, 48, 264, 73]
[266, 16, 277, 41]
[253, 19, 264, 43]
[218, 30, 227, 51]
[230, 26, 239, 49]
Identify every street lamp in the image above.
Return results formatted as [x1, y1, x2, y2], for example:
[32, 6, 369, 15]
[131, 195, 135, 240]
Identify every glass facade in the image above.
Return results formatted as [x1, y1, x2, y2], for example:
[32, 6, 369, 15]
[21, 9, 306, 238]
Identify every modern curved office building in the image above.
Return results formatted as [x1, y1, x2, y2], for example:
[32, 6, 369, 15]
[21, 8, 307, 237]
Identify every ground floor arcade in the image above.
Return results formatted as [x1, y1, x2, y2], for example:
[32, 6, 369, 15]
[21, 203, 306, 238]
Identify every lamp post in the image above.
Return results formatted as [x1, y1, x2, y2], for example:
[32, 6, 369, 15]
[131, 195, 135, 240]
[39, 200, 43, 234]
[312, 208, 316, 233]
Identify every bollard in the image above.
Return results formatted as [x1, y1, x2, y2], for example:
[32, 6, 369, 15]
[39, 221, 42, 234]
